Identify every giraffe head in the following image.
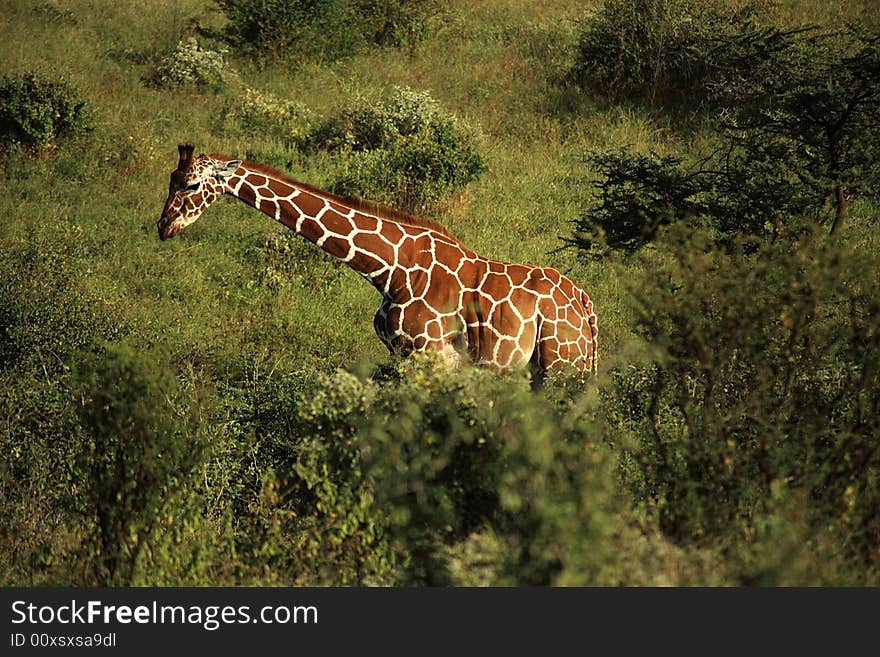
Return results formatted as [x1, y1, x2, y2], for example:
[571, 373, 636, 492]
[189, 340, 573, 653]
[157, 144, 242, 240]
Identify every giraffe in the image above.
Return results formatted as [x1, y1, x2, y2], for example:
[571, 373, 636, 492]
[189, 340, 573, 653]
[158, 144, 598, 379]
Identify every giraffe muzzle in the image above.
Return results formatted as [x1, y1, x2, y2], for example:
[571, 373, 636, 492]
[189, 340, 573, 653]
[157, 217, 179, 241]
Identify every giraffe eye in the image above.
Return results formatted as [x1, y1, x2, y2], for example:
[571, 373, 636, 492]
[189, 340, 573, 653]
[183, 182, 201, 193]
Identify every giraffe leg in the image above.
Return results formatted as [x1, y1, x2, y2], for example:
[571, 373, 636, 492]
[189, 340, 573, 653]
[535, 323, 587, 380]
[373, 306, 395, 355]
[373, 300, 417, 356]
[529, 347, 547, 389]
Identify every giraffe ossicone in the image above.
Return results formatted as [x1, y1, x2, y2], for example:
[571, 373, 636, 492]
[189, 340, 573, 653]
[158, 144, 599, 378]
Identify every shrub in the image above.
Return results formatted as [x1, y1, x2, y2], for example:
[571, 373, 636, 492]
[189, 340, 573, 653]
[309, 87, 485, 212]
[605, 227, 880, 579]
[76, 345, 206, 585]
[144, 38, 232, 90]
[309, 87, 455, 150]
[0, 345, 210, 586]
[213, 0, 436, 62]
[0, 370, 90, 584]
[331, 136, 484, 213]
[223, 87, 315, 147]
[213, 0, 361, 62]
[0, 237, 127, 374]
[569, 148, 815, 256]
[218, 367, 401, 585]
[355, 0, 437, 47]
[714, 25, 880, 234]
[0, 73, 90, 150]
[222, 357, 714, 585]
[308, 104, 397, 153]
[572, 5, 880, 238]
[571, 25, 880, 256]
[570, 151, 715, 255]
[570, 0, 794, 105]
[224, 86, 483, 213]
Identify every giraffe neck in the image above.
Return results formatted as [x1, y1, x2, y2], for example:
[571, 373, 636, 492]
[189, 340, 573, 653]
[224, 162, 435, 296]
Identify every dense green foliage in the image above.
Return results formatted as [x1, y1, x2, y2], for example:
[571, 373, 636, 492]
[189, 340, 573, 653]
[572, 9, 880, 252]
[313, 87, 486, 212]
[570, 0, 794, 105]
[222, 87, 316, 148]
[0, 73, 90, 150]
[212, 0, 436, 62]
[223, 85, 486, 213]
[570, 147, 816, 254]
[718, 25, 880, 234]
[77, 346, 206, 584]
[611, 228, 880, 578]
[0, 0, 877, 586]
[143, 38, 233, 90]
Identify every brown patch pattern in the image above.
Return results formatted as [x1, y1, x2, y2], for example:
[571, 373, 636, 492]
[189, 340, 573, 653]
[158, 150, 599, 377]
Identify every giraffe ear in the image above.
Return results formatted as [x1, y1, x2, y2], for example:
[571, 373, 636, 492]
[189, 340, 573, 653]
[212, 160, 242, 179]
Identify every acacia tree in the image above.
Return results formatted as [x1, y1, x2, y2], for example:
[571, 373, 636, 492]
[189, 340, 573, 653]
[571, 22, 880, 255]
[716, 26, 880, 235]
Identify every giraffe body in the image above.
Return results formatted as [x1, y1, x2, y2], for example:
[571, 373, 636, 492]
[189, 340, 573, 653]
[159, 145, 598, 377]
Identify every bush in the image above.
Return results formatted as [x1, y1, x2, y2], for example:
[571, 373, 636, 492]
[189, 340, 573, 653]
[0, 369, 90, 584]
[144, 38, 232, 90]
[604, 227, 880, 579]
[309, 87, 485, 212]
[331, 134, 484, 213]
[0, 73, 90, 150]
[0, 237, 127, 374]
[569, 148, 815, 256]
[222, 86, 483, 212]
[714, 25, 880, 235]
[218, 357, 725, 585]
[570, 0, 793, 105]
[0, 345, 209, 586]
[572, 4, 879, 238]
[570, 151, 715, 255]
[571, 24, 880, 255]
[358, 0, 435, 47]
[213, 0, 436, 62]
[222, 87, 315, 147]
[309, 86, 449, 152]
[217, 367, 401, 585]
[76, 345, 206, 585]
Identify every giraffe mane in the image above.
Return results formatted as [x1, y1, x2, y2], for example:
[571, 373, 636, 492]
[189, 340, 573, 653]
[225, 157, 461, 243]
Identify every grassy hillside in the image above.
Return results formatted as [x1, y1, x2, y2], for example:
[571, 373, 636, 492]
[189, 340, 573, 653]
[1, 0, 877, 585]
